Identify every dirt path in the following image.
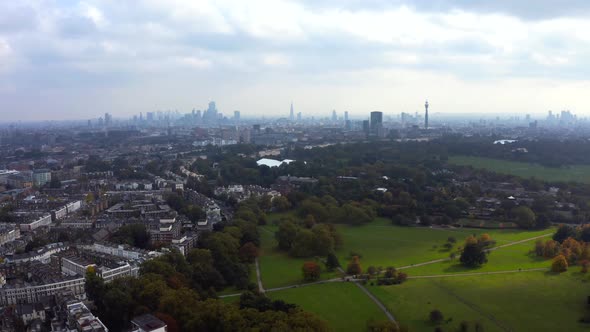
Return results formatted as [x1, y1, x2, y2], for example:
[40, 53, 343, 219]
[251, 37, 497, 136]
[255, 257, 265, 293]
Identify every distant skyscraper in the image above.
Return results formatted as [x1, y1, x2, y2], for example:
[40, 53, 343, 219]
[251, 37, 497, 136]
[424, 100, 429, 129]
[290, 102, 295, 121]
[297, 112, 302, 122]
[104, 113, 112, 127]
[370, 111, 383, 134]
[362, 120, 370, 134]
[344, 111, 349, 122]
[332, 110, 337, 122]
[234, 110, 240, 122]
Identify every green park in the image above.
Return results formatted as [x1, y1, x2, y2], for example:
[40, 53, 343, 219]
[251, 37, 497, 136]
[449, 155, 590, 184]
[242, 212, 590, 331]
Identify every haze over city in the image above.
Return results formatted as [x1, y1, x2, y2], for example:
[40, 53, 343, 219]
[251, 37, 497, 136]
[3, 0, 590, 121]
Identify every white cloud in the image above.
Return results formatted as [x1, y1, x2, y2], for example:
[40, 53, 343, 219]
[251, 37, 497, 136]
[3, 0, 590, 119]
[179, 56, 212, 69]
[262, 53, 291, 67]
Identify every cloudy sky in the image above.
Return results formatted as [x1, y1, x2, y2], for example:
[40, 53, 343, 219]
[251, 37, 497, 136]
[2, 0, 590, 121]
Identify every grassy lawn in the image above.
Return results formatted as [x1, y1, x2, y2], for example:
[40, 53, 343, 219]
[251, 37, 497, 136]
[370, 270, 590, 331]
[449, 155, 590, 184]
[268, 282, 388, 331]
[334, 218, 553, 270]
[258, 225, 341, 289]
[220, 295, 240, 304]
[261, 213, 553, 286]
[404, 241, 550, 275]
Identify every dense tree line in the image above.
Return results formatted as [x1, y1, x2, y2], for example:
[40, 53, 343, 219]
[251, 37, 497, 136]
[534, 225, 590, 272]
[275, 219, 342, 258]
[83, 197, 303, 331]
[85, 251, 329, 331]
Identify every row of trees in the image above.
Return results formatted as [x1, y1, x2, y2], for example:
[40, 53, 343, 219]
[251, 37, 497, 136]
[86, 252, 329, 331]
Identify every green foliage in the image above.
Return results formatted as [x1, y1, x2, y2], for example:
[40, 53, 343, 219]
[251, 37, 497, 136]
[512, 206, 536, 229]
[325, 252, 341, 271]
[460, 242, 488, 268]
[110, 224, 151, 249]
[553, 224, 576, 243]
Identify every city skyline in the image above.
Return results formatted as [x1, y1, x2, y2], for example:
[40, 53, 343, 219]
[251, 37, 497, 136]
[3, 1, 590, 120]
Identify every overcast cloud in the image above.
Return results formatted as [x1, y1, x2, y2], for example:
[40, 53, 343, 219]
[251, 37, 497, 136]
[1, 0, 590, 121]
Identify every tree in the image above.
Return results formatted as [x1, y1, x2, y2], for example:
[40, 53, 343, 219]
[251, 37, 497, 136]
[429, 309, 444, 325]
[272, 196, 291, 212]
[110, 224, 151, 249]
[85, 268, 105, 302]
[325, 252, 341, 271]
[581, 260, 589, 273]
[479, 233, 491, 245]
[275, 221, 298, 251]
[551, 254, 568, 273]
[512, 206, 536, 229]
[238, 242, 259, 263]
[395, 272, 408, 284]
[304, 214, 317, 228]
[384, 267, 396, 279]
[367, 266, 377, 276]
[311, 224, 335, 256]
[460, 242, 488, 267]
[543, 240, 559, 258]
[302, 261, 321, 281]
[347, 256, 362, 275]
[290, 229, 315, 257]
[553, 224, 575, 243]
[534, 240, 544, 257]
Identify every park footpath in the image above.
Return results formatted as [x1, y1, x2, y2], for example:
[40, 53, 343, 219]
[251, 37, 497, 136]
[219, 232, 554, 329]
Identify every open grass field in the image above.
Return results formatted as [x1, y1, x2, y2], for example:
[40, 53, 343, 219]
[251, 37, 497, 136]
[268, 282, 388, 331]
[404, 241, 550, 275]
[334, 218, 553, 270]
[449, 155, 590, 184]
[260, 213, 553, 287]
[258, 225, 341, 289]
[371, 270, 590, 331]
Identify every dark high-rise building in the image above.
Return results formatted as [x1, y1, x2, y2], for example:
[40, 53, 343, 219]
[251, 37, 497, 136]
[370, 111, 383, 134]
[290, 102, 295, 121]
[344, 111, 349, 122]
[297, 112, 302, 122]
[424, 100, 429, 129]
[234, 111, 240, 122]
[362, 120, 370, 134]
